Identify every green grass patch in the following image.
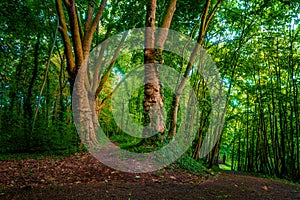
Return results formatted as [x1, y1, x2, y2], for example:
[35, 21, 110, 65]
[175, 154, 205, 175]
[0, 149, 79, 161]
[109, 134, 142, 149]
[219, 163, 231, 170]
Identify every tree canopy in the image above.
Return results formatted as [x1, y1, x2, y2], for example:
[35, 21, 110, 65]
[1, 0, 299, 181]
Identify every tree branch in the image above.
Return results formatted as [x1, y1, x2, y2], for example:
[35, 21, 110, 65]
[157, 0, 177, 50]
[82, 0, 108, 58]
[95, 31, 128, 98]
[64, 0, 83, 68]
[198, 0, 211, 45]
[205, 0, 223, 29]
[92, 27, 112, 90]
[55, 0, 75, 75]
[84, 3, 95, 33]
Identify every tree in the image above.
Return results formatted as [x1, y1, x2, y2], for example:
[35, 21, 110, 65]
[143, 0, 177, 135]
[169, 0, 223, 137]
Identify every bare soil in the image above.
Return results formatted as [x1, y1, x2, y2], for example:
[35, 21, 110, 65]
[0, 153, 299, 200]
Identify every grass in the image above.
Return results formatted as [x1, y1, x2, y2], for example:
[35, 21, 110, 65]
[218, 163, 300, 186]
[175, 154, 206, 175]
[255, 173, 300, 186]
[0, 153, 48, 161]
[109, 134, 142, 149]
[219, 163, 231, 170]
[0, 150, 79, 161]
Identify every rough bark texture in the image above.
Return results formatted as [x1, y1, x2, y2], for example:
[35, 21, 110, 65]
[55, 0, 108, 147]
[72, 73, 99, 148]
[143, 0, 165, 134]
[143, 0, 178, 135]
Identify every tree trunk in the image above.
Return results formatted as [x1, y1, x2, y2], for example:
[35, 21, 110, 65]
[169, 0, 223, 137]
[55, 0, 107, 147]
[24, 33, 40, 150]
[143, 0, 165, 135]
[72, 69, 99, 148]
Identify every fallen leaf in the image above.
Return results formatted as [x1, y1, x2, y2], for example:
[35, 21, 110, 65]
[152, 178, 160, 182]
[262, 185, 268, 191]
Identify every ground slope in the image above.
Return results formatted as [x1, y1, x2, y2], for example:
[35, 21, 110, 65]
[0, 154, 299, 199]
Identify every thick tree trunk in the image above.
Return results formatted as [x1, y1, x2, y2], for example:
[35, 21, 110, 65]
[143, 0, 165, 134]
[55, 0, 107, 147]
[72, 69, 99, 148]
[143, 63, 165, 134]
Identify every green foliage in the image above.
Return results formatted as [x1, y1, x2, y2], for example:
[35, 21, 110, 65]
[1, 0, 300, 183]
[175, 154, 205, 176]
[210, 0, 300, 182]
[110, 134, 142, 149]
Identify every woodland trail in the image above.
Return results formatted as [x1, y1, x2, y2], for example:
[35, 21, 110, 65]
[0, 154, 299, 199]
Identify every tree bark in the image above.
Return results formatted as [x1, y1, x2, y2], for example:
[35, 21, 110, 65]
[72, 65, 99, 148]
[143, 0, 165, 134]
[55, 0, 108, 147]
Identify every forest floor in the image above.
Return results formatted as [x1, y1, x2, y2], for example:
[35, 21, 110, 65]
[0, 153, 299, 200]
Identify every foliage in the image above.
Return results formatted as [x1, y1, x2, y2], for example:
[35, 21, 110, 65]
[175, 154, 206, 176]
[0, 0, 299, 182]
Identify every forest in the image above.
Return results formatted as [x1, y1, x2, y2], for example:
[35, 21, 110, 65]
[1, 0, 300, 195]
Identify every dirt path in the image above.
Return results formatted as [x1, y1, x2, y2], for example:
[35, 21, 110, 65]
[0, 154, 299, 199]
[1, 172, 300, 200]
